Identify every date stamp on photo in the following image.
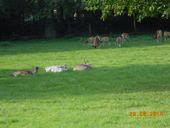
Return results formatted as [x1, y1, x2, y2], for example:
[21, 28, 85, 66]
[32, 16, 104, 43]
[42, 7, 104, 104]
[129, 111, 164, 117]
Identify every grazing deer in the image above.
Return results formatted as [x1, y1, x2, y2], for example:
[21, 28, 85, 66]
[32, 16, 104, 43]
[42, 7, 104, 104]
[95, 35, 101, 41]
[100, 36, 110, 46]
[121, 33, 129, 41]
[84, 36, 94, 44]
[84, 35, 101, 48]
[73, 59, 92, 71]
[163, 31, 170, 41]
[115, 36, 124, 47]
[153, 33, 157, 40]
[92, 35, 101, 48]
[12, 67, 39, 77]
[156, 29, 163, 42]
[45, 64, 67, 72]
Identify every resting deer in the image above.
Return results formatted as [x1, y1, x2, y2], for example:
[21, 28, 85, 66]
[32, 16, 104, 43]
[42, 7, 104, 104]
[12, 67, 39, 77]
[45, 64, 67, 72]
[73, 59, 92, 71]
[73, 64, 91, 71]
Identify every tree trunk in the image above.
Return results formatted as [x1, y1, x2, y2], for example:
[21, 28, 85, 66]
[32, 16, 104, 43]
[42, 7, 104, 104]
[88, 23, 92, 35]
[133, 15, 137, 32]
[45, 19, 56, 38]
[66, 18, 72, 34]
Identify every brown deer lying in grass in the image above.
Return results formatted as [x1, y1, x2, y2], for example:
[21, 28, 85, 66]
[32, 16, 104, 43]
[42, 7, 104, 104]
[73, 64, 91, 71]
[12, 67, 39, 77]
[73, 59, 92, 71]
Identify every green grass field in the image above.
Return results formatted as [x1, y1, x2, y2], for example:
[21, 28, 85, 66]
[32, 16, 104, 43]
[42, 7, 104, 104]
[0, 35, 170, 128]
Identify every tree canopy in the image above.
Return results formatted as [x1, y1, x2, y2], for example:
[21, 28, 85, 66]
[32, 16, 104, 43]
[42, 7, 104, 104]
[83, 0, 170, 21]
[82, 0, 169, 31]
[0, 0, 169, 37]
[0, 0, 168, 22]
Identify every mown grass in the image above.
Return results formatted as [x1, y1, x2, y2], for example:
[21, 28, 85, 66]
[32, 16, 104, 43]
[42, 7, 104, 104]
[0, 35, 170, 128]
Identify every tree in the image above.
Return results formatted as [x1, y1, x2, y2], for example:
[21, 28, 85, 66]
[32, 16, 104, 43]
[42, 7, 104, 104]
[162, 1, 170, 18]
[31, 0, 83, 35]
[0, 0, 83, 37]
[83, 0, 170, 32]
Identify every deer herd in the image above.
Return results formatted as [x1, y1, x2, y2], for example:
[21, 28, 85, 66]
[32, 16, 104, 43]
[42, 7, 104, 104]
[154, 29, 170, 42]
[12, 59, 92, 77]
[84, 32, 129, 48]
[84, 29, 170, 48]
[12, 30, 170, 77]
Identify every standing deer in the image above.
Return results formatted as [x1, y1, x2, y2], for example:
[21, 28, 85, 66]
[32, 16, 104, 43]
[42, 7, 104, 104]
[163, 31, 170, 41]
[84, 36, 94, 45]
[92, 35, 101, 48]
[121, 33, 129, 41]
[84, 35, 101, 48]
[115, 36, 124, 47]
[156, 29, 163, 42]
[100, 36, 110, 46]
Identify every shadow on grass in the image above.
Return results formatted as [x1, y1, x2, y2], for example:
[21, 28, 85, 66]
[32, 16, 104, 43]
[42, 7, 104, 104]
[0, 35, 169, 56]
[0, 64, 170, 100]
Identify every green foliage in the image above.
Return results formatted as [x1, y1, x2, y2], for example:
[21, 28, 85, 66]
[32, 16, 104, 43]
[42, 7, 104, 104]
[162, 1, 170, 18]
[83, 0, 169, 21]
[0, 0, 169, 21]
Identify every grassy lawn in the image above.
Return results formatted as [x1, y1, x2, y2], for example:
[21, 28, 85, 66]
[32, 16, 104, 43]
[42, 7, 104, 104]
[0, 35, 170, 128]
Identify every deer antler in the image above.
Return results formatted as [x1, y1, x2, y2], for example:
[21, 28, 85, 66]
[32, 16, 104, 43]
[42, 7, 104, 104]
[81, 58, 89, 64]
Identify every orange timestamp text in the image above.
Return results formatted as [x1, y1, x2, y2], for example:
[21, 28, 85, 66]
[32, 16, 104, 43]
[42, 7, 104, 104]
[129, 111, 164, 117]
